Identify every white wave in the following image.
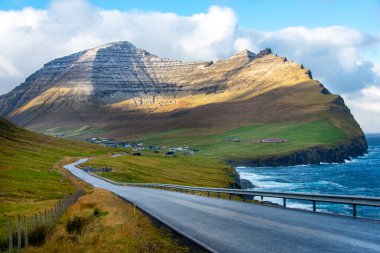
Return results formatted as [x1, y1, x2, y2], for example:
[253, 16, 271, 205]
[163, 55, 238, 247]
[313, 180, 344, 188]
[252, 197, 313, 211]
[286, 202, 313, 211]
[239, 172, 293, 189]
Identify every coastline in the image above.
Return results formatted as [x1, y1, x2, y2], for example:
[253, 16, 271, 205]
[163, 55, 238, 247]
[227, 136, 367, 168]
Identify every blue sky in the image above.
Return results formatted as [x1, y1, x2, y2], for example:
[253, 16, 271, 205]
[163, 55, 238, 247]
[0, 0, 379, 131]
[1, 0, 380, 33]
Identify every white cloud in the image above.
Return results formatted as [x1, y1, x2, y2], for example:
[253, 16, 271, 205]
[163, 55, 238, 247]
[344, 86, 380, 132]
[0, 0, 380, 132]
[374, 62, 380, 76]
[233, 37, 254, 52]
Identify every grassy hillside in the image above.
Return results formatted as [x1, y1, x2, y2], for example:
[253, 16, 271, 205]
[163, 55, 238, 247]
[0, 118, 114, 237]
[0, 117, 238, 241]
[82, 120, 345, 186]
[143, 121, 346, 160]
[83, 153, 236, 187]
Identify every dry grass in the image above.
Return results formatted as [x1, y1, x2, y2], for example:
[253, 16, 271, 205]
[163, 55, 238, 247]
[25, 189, 202, 253]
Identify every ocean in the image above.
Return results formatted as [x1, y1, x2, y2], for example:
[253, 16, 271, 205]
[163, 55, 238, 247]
[237, 134, 380, 219]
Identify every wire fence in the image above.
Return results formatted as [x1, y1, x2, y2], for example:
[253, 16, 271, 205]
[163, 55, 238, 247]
[1, 190, 83, 252]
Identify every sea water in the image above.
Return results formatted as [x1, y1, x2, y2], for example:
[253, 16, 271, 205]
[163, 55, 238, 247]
[236, 134, 380, 219]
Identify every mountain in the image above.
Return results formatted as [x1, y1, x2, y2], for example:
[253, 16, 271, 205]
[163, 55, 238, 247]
[0, 41, 367, 165]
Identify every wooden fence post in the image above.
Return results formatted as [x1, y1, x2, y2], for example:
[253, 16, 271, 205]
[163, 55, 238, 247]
[8, 217, 13, 253]
[58, 199, 61, 217]
[17, 215, 21, 253]
[29, 216, 33, 233]
[39, 211, 42, 226]
[4, 190, 83, 252]
[24, 216, 28, 248]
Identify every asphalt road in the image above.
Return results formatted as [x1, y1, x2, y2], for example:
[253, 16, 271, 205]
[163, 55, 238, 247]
[65, 159, 380, 253]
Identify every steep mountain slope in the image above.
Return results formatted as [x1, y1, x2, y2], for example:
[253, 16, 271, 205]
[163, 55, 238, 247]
[0, 41, 367, 164]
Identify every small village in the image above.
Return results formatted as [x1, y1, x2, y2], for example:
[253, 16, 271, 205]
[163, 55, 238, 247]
[84, 136, 287, 157]
[84, 137, 201, 156]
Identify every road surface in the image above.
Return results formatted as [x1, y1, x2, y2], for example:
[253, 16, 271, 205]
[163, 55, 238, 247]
[65, 159, 380, 253]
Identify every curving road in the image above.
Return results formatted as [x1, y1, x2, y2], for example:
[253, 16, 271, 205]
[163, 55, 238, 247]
[65, 159, 380, 253]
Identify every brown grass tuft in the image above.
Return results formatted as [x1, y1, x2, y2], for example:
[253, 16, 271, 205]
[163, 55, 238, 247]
[25, 189, 204, 253]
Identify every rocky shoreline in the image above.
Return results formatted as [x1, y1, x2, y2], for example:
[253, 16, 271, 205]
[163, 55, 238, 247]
[227, 136, 368, 168]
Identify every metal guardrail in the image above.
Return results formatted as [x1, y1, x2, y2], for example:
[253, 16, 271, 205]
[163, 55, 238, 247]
[87, 172, 380, 217]
[123, 182, 380, 217]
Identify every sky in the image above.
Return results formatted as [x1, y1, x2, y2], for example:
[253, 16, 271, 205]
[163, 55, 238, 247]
[0, 0, 379, 132]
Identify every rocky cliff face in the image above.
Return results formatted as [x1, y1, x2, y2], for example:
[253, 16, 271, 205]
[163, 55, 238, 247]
[227, 136, 368, 167]
[0, 41, 367, 165]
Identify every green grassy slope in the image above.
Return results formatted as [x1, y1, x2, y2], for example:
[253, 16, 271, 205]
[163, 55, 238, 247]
[0, 118, 239, 238]
[82, 121, 343, 188]
[143, 121, 346, 160]
[83, 153, 236, 188]
[0, 118, 113, 237]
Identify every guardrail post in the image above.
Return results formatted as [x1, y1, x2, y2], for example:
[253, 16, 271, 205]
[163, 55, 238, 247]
[207, 191, 210, 197]
[192, 190, 194, 195]
[353, 204, 357, 217]
[229, 194, 232, 200]
[260, 196, 264, 204]
[283, 198, 286, 208]
[243, 195, 246, 202]
[217, 192, 220, 198]
[312, 201, 316, 212]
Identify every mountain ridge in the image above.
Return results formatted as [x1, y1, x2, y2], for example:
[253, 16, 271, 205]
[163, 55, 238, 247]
[0, 41, 367, 165]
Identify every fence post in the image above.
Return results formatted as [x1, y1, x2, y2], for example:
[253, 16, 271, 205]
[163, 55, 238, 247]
[44, 209, 47, 224]
[61, 198, 63, 216]
[8, 217, 13, 253]
[24, 216, 28, 248]
[35, 213, 38, 227]
[39, 211, 42, 226]
[29, 216, 33, 233]
[17, 215, 21, 253]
